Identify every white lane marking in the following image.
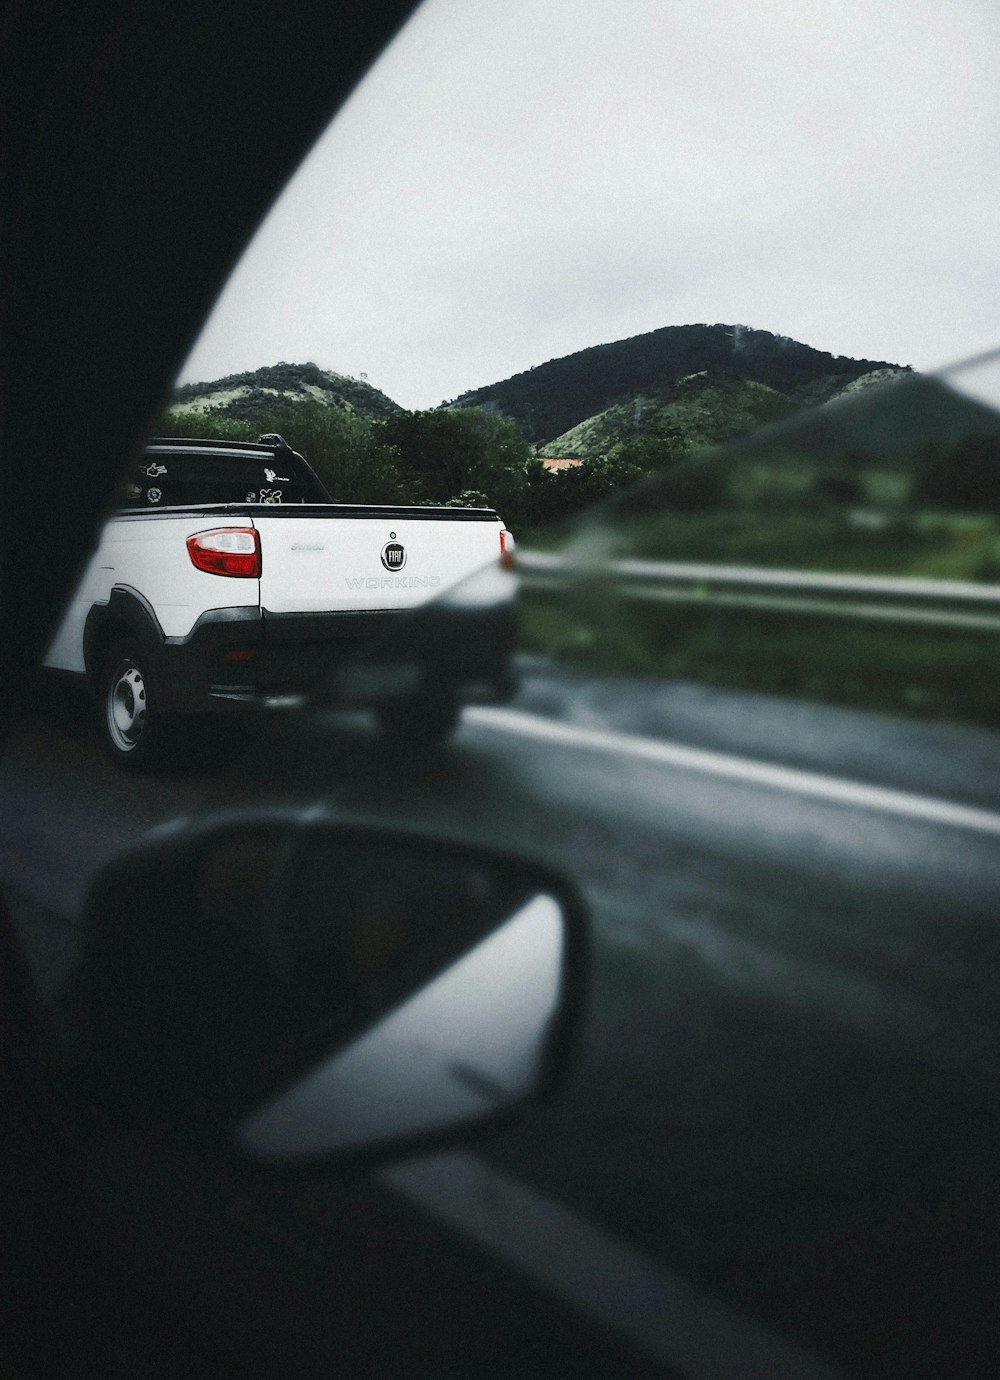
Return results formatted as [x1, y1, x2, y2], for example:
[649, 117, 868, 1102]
[466, 706, 1000, 838]
[382, 1151, 846, 1379]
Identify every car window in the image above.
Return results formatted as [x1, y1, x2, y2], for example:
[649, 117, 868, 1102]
[4, 3, 1000, 1377]
[116, 442, 330, 508]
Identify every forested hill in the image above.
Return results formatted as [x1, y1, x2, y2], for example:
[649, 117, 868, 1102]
[171, 361, 400, 423]
[449, 324, 907, 445]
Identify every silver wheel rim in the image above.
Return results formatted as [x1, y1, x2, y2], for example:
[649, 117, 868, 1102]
[107, 660, 147, 752]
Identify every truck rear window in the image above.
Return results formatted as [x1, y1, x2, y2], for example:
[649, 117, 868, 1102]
[119, 445, 329, 508]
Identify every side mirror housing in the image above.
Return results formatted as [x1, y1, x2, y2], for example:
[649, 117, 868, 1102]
[58, 813, 587, 1167]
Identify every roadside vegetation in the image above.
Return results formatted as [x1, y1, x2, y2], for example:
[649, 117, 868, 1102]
[516, 591, 1000, 727]
[165, 403, 536, 509]
[516, 381, 1000, 728]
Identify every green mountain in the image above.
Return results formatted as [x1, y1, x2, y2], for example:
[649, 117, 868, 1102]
[537, 371, 805, 459]
[170, 361, 401, 424]
[450, 323, 907, 449]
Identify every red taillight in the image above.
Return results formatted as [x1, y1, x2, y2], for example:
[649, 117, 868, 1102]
[499, 528, 516, 571]
[187, 527, 261, 578]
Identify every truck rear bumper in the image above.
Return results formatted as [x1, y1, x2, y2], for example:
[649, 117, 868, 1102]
[157, 601, 517, 715]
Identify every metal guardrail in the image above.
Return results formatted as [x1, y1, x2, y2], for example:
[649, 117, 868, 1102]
[516, 550, 1000, 634]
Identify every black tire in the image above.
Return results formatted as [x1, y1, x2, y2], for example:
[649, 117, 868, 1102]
[376, 694, 461, 751]
[98, 640, 165, 770]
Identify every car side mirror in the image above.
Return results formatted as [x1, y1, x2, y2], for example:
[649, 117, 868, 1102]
[58, 814, 587, 1166]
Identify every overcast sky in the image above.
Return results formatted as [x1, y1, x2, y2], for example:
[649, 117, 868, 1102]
[178, 0, 1000, 411]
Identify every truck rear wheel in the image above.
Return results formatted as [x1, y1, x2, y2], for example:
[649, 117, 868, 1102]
[99, 641, 164, 770]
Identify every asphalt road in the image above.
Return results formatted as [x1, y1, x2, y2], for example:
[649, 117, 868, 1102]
[3, 663, 1000, 1377]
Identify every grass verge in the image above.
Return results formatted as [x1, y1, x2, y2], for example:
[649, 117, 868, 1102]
[517, 586, 1000, 727]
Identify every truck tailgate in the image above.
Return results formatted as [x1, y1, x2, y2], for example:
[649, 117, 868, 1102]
[251, 507, 504, 615]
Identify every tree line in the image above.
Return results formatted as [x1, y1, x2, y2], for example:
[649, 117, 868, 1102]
[161, 397, 1000, 534]
[161, 402, 694, 531]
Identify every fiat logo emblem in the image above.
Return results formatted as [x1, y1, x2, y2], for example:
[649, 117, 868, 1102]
[381, 541, 406, 571]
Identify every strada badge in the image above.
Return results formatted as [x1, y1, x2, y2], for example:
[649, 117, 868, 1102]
[346, 575, 440, 589]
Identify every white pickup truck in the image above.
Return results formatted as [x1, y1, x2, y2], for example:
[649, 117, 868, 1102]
[45, 435, 516, 766]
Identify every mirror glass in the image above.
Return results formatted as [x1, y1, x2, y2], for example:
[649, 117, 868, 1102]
[64, 818, 580, 1164]
[239, 892, 563, 1159]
